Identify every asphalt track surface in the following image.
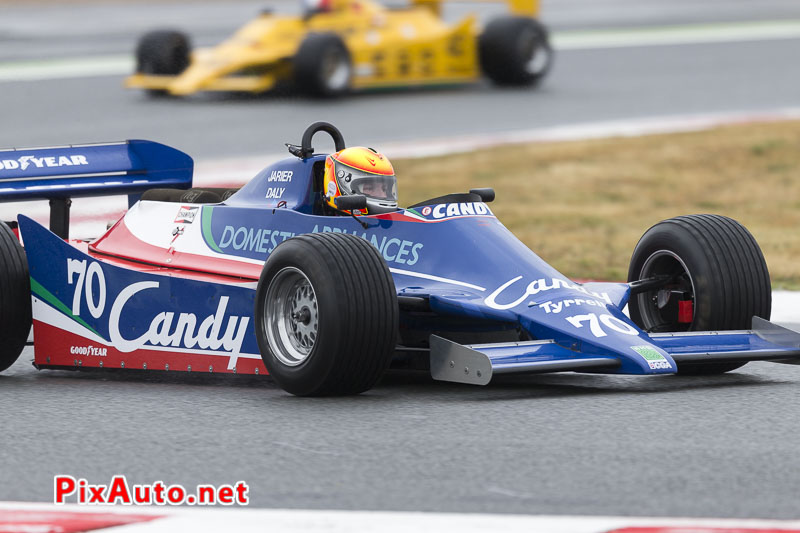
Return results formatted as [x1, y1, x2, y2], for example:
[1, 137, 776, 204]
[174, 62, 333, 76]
[5, 351, 800, 516]
[2, 0, 800, 519]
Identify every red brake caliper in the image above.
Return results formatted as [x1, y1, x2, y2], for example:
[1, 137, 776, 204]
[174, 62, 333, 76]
[678, 300, 694, 323]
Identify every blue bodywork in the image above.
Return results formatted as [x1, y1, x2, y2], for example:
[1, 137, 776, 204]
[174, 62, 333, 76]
[9, 139, 800, 384]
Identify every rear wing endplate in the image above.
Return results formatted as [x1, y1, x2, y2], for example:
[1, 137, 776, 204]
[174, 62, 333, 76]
[0, 140, 193, 238]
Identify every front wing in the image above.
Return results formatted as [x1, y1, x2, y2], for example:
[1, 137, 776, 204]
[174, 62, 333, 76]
[430, 318, 800, 385]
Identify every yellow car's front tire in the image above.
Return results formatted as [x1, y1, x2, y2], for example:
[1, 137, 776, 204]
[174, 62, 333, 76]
[293, 33, 352, 98]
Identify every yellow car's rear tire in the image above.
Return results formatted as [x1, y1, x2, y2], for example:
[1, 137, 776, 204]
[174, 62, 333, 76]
[135, 30, 191, 96]
[293, 33, 352, 98]
[479, 17, 552, 86]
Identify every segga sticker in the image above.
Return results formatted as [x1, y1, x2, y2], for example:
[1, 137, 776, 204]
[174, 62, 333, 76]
[630, 345, 672, 370]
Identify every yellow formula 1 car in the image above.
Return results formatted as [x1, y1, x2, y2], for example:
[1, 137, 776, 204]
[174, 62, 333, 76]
[125, 0, 552, 97]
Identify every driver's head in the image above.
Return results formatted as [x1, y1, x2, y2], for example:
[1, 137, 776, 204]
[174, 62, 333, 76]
[323, 146, 398, 214]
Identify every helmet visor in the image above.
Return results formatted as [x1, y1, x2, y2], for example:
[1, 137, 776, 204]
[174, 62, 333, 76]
[334, 161, 397, 203]
[351, 175, 397, 202]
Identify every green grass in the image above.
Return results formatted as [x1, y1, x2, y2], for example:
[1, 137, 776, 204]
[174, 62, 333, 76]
[392, 120, 800, 288]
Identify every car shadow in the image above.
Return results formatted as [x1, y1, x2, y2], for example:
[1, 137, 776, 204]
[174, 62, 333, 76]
[376, 367, 793, 402]
[131, 80, 527, 107]
[5, 360, 792, 402]
[10, 362, 272, 389]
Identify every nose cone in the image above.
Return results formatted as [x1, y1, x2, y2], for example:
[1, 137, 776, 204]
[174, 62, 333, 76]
[480, 277, 674, 375]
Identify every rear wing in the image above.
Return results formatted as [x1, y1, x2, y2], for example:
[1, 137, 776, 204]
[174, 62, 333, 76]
[411, 0, 539, 17]
[0, 139, 193, 238]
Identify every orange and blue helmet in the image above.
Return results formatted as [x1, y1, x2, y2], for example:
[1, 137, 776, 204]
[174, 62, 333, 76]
[323, 146, 398, 214]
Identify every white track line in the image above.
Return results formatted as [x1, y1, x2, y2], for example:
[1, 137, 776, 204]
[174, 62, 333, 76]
[381, 108, 800, 157]
[0, 56, 133, 82]
[770, 291, 800, 325]
[554, 19, 800, 50]
[3, 502, 800, 533]
[3, 20, 800, 82]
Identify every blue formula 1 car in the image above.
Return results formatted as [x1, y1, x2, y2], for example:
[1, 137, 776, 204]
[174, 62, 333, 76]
[1, 122, 799, 396]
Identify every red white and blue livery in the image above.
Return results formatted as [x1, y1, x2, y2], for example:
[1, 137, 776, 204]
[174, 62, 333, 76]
[1, 122, 799, 396]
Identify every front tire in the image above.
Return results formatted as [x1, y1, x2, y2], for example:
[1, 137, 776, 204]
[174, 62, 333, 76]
[479, 17, 553, 86]
[0, 222, 32, 372]
[628, 214, 771, 375]
[293, 33, 352, 98]
[254, 233, 398, 396]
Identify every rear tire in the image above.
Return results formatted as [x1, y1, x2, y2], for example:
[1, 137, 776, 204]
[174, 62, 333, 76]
[628, 214, 771, 375]
[135, 30, 191, 96]
[479, 17, 552, 86]
[0, 221, 32, 372]
[293, 33, 352, 98]
[254, 233, 398, 395]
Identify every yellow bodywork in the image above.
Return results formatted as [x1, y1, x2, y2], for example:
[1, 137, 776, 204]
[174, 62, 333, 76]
[125, 0, 540, 95]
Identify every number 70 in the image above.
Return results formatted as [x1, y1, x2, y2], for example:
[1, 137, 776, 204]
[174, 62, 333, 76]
[67, 258, 106, 319]
[565, 313, 638, 338]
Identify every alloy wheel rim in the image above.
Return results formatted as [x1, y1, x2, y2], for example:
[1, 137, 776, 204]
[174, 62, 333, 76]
[264, 267, 319, 366]
[324, 49, 350, 91]
[521, 29, 549, 75]
[636, 250, 696, 332]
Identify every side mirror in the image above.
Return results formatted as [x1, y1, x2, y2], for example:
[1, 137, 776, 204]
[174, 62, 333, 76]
[335, 195, 367, 211]
[470, 188, 495, 203]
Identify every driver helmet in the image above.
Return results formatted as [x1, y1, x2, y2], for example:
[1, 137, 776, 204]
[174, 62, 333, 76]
[323, 146, 398, 214]
[303, 0, 331, 14]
